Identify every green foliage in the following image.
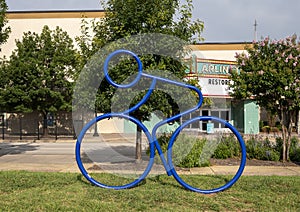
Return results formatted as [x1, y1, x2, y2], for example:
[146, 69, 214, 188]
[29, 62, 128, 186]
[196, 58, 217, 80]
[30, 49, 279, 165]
[231, 36, 300, 109]
[290, 148, 300, 162]
[277, 136, 300, 162]
[156, 132, 171, 153]
[230, 35, 300, 161]
[213, 135, 241, 159]
[151, 133, 208, 167]
[0, 0, 11, 47]
[290, 137, 300, 162]
[96, 0, 203, 46]
[0, 26, 77, 117]
[246, 137, 280, 161]
[76, 0, 204, 121]
[172, 133, 209, 168]
[155, 133, 242, 168]
[149, 133, 300, 167]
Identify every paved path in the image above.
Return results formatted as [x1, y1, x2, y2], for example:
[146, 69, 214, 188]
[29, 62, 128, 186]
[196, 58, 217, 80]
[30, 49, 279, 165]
[0, 141, 300, 176]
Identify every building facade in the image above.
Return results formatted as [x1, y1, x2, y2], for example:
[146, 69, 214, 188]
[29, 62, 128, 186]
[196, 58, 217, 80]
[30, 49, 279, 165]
[1, 10, 259, 136]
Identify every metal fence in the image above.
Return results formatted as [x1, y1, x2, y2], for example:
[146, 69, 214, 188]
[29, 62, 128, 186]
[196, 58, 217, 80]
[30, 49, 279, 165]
[0, 113, 83, 141]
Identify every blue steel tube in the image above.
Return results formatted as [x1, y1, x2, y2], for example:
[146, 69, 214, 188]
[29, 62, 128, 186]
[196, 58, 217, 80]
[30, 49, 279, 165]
[167, 116, 246, 194]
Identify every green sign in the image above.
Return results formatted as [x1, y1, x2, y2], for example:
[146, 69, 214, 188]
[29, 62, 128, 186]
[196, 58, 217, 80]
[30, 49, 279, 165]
[184, 56, 239, 75]
[197, 63, 238, 75]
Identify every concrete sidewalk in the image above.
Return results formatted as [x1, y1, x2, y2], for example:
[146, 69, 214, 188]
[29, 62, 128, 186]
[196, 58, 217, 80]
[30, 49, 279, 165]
[0, 141, 300, 176]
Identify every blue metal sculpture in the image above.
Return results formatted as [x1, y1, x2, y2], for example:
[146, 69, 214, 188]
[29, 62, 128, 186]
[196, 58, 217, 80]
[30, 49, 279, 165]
[75, 49, 246, 194]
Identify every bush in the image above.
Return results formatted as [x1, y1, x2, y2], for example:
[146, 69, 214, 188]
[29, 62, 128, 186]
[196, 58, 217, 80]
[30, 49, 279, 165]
[150, 133, 299, 168]
[152, 133, 210, 168]
[155, 133, 243, 168]
[246, 137, 280, 161]
[172, 134, 244, 167]
[213, 135, 241, 159]
[289, 137, 300, 162]
[275, 136, 300, 162]
[175, 135, 209, 168]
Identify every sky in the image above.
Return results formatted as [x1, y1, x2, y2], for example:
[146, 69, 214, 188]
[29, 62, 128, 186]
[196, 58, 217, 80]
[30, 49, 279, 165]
[5, 0, 300, 43]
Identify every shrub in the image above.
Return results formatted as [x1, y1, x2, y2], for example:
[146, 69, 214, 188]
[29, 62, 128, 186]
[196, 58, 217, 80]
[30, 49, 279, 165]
[290, 148, 300, 162]
[159, 133, 243, 168]
[170, 133, 209, 168]
[176, 136, 208, 168]
[275, 136, 300, 162]
[213, 135, 241, 159]
[289, 137, 300, 162]
[150, 132, 299, 168]
[246, 137, 280, 161]
[151, 133, 210, 168]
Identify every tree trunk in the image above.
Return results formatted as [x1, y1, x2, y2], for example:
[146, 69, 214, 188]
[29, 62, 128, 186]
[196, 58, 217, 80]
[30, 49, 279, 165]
[286, 111, 294, 162]
[297, 110, 300, 135]
[281, 109, 287, 162]
[136, 125, 142, 161]
[281, 109, 294, 162]
[42, 113, 49, 138]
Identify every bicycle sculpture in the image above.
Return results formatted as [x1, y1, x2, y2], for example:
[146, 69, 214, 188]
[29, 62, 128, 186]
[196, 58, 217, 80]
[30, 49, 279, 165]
[75, 49, 247, 194]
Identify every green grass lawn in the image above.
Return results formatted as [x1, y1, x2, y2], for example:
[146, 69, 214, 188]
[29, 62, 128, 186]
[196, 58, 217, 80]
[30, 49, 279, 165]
[0, 171, 299, 211]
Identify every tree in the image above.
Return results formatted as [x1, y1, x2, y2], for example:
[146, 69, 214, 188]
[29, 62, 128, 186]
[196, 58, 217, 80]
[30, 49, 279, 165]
[230, 35, 300, 162]
[0, 0, 11, 50]
[0, 25, 78, 136]
[76, 0, 204, 159]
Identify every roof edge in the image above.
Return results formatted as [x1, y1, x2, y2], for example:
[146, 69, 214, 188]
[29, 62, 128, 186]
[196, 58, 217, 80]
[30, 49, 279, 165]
[6, 10, 105, 19]
[189, 42, 252, 51]
[6, 9, 105, 13]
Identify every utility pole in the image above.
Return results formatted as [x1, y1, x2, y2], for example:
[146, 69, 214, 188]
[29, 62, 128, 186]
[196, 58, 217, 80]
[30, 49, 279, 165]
[254, 20, 258, 42]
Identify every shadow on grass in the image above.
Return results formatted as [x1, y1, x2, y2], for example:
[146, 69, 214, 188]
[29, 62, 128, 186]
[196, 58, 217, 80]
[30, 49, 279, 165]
[147, 175, 182, 190]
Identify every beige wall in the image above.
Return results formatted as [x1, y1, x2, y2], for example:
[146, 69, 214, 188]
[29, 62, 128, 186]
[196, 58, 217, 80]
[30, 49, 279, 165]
[190, 43, 249, 61]
[1, 11, 104, 58]
[2, 11, 249, 60]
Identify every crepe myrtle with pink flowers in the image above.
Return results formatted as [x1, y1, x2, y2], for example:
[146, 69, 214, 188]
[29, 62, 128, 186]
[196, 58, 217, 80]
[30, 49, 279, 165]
[230, 35, 300, 162]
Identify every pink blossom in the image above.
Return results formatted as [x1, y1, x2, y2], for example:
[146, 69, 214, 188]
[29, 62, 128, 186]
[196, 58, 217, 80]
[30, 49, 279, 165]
[258, 70, 264, 75]
[288, 54, 293, 59]
[293, 62, 298, 67]
[241, 60, 245, 66]
[275, 49, 279, 54]
[285, 58, 289, 63]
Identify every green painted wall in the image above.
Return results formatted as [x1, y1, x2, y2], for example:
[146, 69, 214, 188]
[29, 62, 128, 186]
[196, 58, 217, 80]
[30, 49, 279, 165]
[244, 100, 259, 134]
[231, 100, 259, 134]
[231, 101, 245, 133]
